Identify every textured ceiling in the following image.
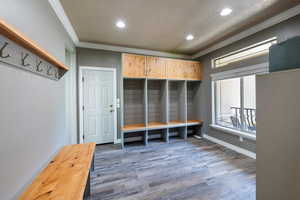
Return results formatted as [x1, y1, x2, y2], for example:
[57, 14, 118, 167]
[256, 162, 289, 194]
[60, 0, 300, 55]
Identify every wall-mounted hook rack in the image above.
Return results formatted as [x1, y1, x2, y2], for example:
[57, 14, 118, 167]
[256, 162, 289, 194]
[0, 19, 69, 80]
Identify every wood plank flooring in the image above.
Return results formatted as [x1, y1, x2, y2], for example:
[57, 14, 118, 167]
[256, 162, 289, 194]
[88, 138, 256, 200]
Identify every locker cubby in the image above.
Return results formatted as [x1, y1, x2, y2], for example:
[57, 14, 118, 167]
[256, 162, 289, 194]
[148, 129, 168, 143]
[122, 131, 147, 148]
[187, 81, 202, 125]
[147, 80, 168, 128]
[187, 126, 201, 137]
[169, 127, 187, 141]
[123, 79, 147, 130]
[168, 81, 186, 126]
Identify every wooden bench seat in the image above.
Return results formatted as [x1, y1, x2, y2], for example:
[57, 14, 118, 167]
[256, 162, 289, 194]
[19, 143, 96, 200]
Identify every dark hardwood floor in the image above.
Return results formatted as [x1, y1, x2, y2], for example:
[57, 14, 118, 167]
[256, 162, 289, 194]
[89, 138, 256, 200]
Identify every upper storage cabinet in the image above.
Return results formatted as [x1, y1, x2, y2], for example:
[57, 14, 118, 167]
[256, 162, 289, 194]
[122, 53, 202, 80]
[122, 53, 146, 78]
[186, 61, 203, 80]
[166, 59, 185, 80]
[146, 56, 166, 79]
[166, 59, 203, 80]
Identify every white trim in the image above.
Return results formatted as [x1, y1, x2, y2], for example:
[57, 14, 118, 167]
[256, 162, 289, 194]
[65, 49, 77, 144]
[49, 1, 300, 60]
[192, 4, 300, 58]
[48, 0, 79, 44]
[211, 81, 216, 125]
[210, 124, 256, 141]
[212, 37, 277, 69]
[211, 62, 269, 81]
[203, 134, 256, 159]
[47, 1, 191, 59]
[79, 66, 119, 144]
[77, 42, 192, 59]
[213, 37, 277, 63]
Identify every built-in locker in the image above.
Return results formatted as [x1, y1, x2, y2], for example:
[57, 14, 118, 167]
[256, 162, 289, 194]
[187, 81, 202, 125]
[147, 80, 168, 128]
[123, 79, 147, 131]
[168, 81, 186, 126]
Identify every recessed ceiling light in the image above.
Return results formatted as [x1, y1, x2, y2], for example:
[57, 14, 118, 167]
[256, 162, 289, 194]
[116, 20, 126, 29]
[186, 34, 194, 41]
[220, 8, 232, 16]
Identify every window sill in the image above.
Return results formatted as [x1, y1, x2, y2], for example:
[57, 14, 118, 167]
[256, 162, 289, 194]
[210, 124, 256, 141]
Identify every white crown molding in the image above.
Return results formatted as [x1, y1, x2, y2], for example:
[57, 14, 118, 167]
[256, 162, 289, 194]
[192, 4, 300, 59]
[47, 0, 192, 59]
[203, 134, 256, 159]
[49, 1, 300, 59]
[48, 0, 79, 44]
[77, 41, 192, 59]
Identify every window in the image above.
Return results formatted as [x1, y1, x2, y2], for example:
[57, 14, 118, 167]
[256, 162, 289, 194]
[212, 37, 277, 68]
[214, 75, 256, 136]
[210, 38, 276, 139]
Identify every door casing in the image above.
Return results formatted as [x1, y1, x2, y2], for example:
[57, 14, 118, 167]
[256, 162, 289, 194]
[79, 66, 118, 144]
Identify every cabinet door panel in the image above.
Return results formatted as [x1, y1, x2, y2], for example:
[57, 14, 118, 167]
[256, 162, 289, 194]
[184, 61, 202, 80]
[122, 54, 146, 78]
[146, 56, 166, 79]
[166, 59, 185, 80]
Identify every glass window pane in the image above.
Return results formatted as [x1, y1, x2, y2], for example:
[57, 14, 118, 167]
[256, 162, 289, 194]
[215, 78, 241, 130]
[243, 75, 256, 134]
[213, 38, 277, 68]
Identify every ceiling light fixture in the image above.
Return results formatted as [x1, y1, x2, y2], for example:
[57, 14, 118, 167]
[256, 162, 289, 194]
[186, 34, 194, 41]
[116, 20, 126, 29]
[220, 8, 232, 16]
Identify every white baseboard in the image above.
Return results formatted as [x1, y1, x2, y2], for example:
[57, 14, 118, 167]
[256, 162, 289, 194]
[114, 139, 122, 144]
[203, 134, 256, 159]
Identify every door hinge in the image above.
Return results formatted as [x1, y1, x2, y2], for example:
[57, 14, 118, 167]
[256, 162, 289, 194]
[82, 76, 84, 82]
[82, 105, 84, 111]
[83, 135, 85, 140]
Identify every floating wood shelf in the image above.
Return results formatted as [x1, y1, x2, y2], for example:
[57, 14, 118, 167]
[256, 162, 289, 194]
[0, 19, 69, 71]
[122, 124, 146, 132]
[168, 120, 186, 127]
[148, 122, 168, 129]
[187, 120, 203, 125]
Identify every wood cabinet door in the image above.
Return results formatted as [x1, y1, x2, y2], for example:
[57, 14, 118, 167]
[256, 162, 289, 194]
[146, 56, 166, 79]
[122, 53, 146, 78]
[184, 61, 202, 80]
[166, 59, 185, 80]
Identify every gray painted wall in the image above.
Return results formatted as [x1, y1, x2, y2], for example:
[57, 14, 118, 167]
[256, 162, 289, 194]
[257, 69, 300, 200]
[0, 1, 74, 199]
[198, 14, 300, 153]
[76, 48, 122, 139]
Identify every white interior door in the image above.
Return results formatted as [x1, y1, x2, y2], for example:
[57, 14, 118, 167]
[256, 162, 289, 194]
[82, 68, 116, 144]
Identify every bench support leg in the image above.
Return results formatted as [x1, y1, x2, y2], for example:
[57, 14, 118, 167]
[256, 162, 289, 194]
[92, 154, 95, 171]
[84, 171, 91, 198]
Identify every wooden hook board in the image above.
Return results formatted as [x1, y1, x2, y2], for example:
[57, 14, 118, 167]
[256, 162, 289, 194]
[0, 19, 69, 80]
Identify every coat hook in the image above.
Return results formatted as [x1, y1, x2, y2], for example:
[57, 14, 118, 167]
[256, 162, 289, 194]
[47, 65, 54, 76]
[21, 52, 30, 67]
[0, 42, 10, 58]
[36, 61, 43, 72]
[55, 69, 60, 79]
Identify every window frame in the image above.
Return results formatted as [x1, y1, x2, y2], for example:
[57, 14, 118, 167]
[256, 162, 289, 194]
[211, 63, 269, 141]
[212, 37, 277, 69]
